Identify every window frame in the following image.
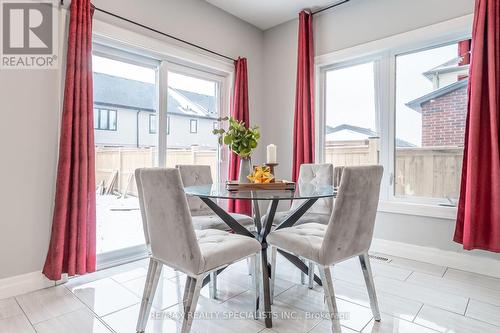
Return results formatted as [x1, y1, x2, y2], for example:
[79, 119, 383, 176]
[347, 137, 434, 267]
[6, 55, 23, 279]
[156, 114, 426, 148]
[189, 119, 198, 133]
[149, 114, 157, 134]
[315, 15, 472, 219]
[94, 107, 118, 131]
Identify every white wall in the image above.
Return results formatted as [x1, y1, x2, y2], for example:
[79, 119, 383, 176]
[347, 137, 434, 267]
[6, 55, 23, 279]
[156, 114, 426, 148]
[260, 0, 500, 260]
[0, 0, 264, 279]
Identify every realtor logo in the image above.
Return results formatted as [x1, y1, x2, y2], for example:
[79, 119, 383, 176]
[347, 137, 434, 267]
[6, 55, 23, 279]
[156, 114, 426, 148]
[1, 0, 58, 69]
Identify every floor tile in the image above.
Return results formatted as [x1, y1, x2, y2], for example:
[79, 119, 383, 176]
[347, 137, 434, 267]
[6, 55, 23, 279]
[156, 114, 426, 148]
[111, 267, 148, 284]
[33, 308, 112, 333]
[444, 269, 500, 292]
[381, 256, 446, 277]
[170, 274, 248, 303]
[0, 314, 35, 333]
[465, 299, 500, 327]
[415, 305, 500, 333]
[69, 278, 140, 316]
[0, 297, 23, 320]
[16, 285, 85, 324]
[332, 279, 422, 321]
[374, 276, 468, 314]
[333, 259, 412, 283]
[123, 276, 186, 310]
[362, 315, 438, 332]
[407, 272, 500, 306]
[275, 285, 373, 331]
[102, 303, 181, 333]
[307, 319, 358, 333]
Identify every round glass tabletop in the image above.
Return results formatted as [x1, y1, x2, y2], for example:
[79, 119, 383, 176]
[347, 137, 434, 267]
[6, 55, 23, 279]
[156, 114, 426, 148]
[184, 183, 337, 200]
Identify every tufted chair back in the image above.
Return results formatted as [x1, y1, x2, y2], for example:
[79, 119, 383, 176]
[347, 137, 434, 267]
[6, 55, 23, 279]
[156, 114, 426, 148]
[320, 166, 383, 265]
[136, 168, 203, 275]
[291, 164, 334, 215]
[176, 165, 213, 216]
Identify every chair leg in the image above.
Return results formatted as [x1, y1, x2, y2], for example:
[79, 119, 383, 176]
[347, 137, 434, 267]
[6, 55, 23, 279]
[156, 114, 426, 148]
[318, 266, 342, 333]
[300, 258, 306, 285]
[182, 275, 203, 333]
[308, 261, 315, 289]
[270, 246, 277, 305]
[183, 276, 193, 312]
[359, 253, 381, 321]
[209, 271, 217, 299]
[247, 257, 253, 276]
[136, 258, 163, 333]
[252, 253, 261, 319]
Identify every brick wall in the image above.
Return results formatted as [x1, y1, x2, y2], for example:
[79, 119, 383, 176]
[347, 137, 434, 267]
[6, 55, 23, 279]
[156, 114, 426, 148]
[421, 86, 467, 147]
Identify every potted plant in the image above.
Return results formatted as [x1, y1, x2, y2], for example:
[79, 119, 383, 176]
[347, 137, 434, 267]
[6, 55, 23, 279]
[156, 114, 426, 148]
[213, 116, 260, 183]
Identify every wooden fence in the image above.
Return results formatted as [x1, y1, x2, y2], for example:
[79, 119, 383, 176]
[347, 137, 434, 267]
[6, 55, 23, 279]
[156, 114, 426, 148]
[96, 142, 463, 199]
[95, 147, 218, 196]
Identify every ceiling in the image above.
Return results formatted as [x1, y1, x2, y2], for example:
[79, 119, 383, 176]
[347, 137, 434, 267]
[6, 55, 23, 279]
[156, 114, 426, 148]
[205, 0, 343, 30]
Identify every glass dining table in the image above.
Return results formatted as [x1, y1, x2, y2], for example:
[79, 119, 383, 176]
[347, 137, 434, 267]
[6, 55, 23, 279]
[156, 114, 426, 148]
[184, 183, 336, 328]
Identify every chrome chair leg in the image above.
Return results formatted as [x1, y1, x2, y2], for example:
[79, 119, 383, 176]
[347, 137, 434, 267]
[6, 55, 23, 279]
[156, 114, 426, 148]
[183, 276, 193, 313]
[300, 258, 306, 285]
[209, 271, 217, 299]
[182, 275, 203, 333]
[270, 246, 277, 304]
[252, 254, 261, 319]
[359, 253, 381, 321]
[308, 261, 315, 289]
[136, 258, 163, 333]
[318, 266, 342, 333]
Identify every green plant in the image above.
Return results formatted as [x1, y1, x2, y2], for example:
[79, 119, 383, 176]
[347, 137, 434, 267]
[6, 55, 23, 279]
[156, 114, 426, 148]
[213, 116, 260, 158]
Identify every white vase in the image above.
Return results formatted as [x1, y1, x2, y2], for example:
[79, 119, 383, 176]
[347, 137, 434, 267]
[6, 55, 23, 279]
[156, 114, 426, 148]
[238, 157, 252, 183]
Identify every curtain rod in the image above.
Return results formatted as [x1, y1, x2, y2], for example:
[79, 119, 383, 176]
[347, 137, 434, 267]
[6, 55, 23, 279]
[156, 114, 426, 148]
[312, 0, 350, 15]
[59, 1, 237, 62]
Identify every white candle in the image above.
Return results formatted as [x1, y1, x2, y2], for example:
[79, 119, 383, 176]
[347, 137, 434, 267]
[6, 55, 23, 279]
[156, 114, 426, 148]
[267, 144, 277, 164]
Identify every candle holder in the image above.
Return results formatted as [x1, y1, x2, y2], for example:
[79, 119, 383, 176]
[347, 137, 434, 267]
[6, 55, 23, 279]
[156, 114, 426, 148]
[265, 163, 279, 183]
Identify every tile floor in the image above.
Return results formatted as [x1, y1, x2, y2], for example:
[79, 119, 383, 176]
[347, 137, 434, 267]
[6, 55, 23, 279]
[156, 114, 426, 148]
[1, 253, 500, 333]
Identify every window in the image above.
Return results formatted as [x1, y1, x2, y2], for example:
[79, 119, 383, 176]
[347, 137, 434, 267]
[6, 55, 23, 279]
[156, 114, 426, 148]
[149, 114, 157, 134]
[323, 61, 379, 167]
[190, 119, 198, 133]
[94, 108, 117, 131]
[395, 41, 468, 202]
[318, 27, 471, 209]
[165, 69, 223, 182]
[213, 121, 218, 130]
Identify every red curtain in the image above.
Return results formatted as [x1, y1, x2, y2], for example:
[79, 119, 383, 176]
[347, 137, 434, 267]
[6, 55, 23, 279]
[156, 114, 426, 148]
[454, 0, 500, 252]
[43, 0, 96, 280]
[227, 58, 252, 216]
[292, 10, 315, 182]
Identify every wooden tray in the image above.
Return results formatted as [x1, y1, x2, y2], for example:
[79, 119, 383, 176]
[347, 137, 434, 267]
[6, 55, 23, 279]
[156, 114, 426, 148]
[226, 180, 295, 191]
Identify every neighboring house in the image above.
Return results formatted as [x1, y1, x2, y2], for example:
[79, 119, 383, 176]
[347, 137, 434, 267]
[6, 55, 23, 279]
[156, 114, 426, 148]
[406, 56, 469, 147]
[325, 124, 415, 147]
[93, 72, 219, 149]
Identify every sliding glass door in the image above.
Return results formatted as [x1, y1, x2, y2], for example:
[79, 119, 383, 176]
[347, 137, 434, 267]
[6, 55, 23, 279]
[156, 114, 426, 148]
[92, 51, 159, 266]
[92, 46, 228, 268]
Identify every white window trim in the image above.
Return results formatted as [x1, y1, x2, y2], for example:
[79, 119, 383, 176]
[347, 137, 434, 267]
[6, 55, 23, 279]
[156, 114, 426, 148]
[315, 14, 473, 219]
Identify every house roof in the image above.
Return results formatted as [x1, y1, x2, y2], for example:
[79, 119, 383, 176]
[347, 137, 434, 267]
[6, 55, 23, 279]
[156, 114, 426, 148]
[406, 79, 468, 112]
[326, 124, 415, 147]
[93, 72, 217, 119]
[422, 56, 469, 82]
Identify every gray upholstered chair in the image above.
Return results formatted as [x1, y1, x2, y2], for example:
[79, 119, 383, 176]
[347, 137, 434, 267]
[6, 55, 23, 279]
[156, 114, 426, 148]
[177, 165, 256, 298]
[135, 168, 261, 333]
[266, 164, 334, 291]
[176, 165, 254, 230]
[267, 166, 383, 332]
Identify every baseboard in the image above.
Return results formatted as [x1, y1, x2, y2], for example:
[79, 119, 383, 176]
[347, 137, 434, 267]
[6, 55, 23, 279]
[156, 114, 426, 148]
[371, 238, 500, 279]
[0, 271, 55, 300]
